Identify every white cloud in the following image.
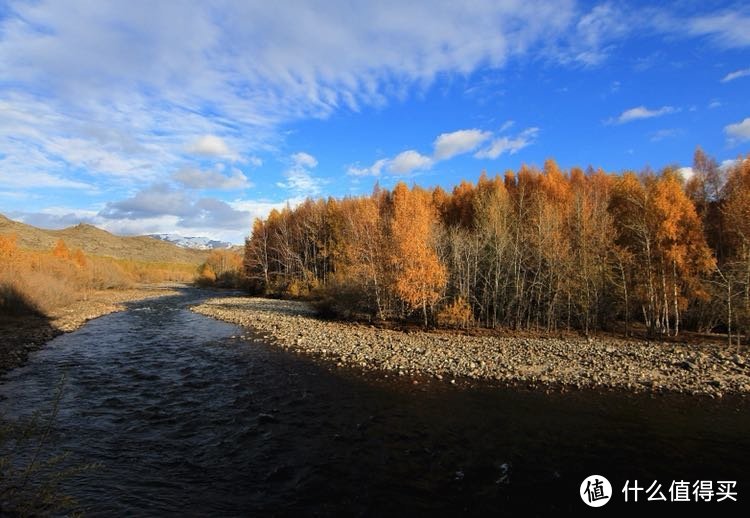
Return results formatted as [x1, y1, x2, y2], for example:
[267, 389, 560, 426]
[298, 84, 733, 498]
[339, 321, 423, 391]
[291, 152, 318, 169]
[173, 166, 250, 190]
[100, 184, 194, 219]
[686, 11, 750, 48]
[187, 135, 232, 157]
[725, 117, 750, 142]
[44, 136, 156, 177]
[721, 68, 750, 83]
[708, 100, 722, 109]
[278, 169, 324, 195]
[567, 3, 631, 66]
[278, 152, 325, 195]
[347, 158, 389, 177]
[433, 129, 491, 160]
[475, 127, 539, 159]
[99, 184, 252, 234]
[0, 0, 576, 159]
[609, 105, 678, 124]
[352, 124, 539, 175]
[389, 150, 433, 174]
[0, 169, 95, 190]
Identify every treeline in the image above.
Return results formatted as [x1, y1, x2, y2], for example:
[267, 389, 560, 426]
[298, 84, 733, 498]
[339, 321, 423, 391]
[244, 148, 750, 343]
[196, 249, 244, 288]
[0, 237, 196, 316]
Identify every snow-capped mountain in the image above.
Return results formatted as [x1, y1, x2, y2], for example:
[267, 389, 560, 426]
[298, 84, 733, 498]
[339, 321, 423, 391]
[148, 234, 234, 250]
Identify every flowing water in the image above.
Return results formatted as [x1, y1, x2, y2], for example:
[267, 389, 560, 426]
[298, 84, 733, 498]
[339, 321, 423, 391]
[1, 288, 748, 514]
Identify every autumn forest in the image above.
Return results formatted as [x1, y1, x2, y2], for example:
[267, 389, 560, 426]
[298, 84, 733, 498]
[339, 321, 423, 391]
[244, 149, 750, 344]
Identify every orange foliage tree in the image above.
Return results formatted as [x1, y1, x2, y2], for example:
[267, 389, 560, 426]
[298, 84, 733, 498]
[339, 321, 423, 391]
[389, 183, 447, 326]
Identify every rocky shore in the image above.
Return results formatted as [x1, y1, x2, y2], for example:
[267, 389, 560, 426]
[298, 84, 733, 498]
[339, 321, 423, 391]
[0, 285, 181, 374]
[192, 297, 750, 397]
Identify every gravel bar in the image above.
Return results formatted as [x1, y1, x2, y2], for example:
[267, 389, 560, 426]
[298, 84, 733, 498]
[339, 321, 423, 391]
[192, 297, 750, 398]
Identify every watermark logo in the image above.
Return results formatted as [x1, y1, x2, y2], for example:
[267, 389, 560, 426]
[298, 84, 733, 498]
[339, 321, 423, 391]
[580, 475, 612, 507]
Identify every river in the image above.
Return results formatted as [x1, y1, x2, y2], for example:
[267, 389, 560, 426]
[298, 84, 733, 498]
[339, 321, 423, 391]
[1, 288, 748, 514]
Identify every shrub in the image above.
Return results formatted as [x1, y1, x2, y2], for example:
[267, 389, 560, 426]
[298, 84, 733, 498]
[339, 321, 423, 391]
[437, 296, 474, 328]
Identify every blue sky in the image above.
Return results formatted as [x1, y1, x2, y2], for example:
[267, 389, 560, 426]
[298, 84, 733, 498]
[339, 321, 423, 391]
[1, 1, 749, 243]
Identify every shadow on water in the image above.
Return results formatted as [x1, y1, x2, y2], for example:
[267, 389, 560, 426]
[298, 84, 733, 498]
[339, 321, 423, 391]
[1, 287, 749, 515]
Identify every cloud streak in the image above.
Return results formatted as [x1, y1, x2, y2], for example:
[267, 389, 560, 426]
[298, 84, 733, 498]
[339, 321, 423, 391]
[277, 152, 326, 195]
[721, 68, 750, 83]
[475, 128, 539, 159]
[609, 105, 678, 124]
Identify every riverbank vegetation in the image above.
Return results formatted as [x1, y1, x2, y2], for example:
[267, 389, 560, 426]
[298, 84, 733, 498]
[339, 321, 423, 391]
[244, 148, 750, 344]
[0, 236, 195, 317]
[196, 249, 245, 288]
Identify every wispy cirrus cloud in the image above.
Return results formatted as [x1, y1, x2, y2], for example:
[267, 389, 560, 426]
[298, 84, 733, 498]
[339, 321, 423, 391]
[608, 105, 678, 125]
[0, 0, 577, 193]
[650, 128, 681, 142]
[277, 152, 326, 196]
[684, 10, 750, 49]
[475, 127, 539, 159]
[721, 68, 750, 83]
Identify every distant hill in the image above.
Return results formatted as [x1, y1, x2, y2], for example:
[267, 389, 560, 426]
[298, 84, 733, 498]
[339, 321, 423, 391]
[148, 233, 234, 250]
[0, 214, 208, 264]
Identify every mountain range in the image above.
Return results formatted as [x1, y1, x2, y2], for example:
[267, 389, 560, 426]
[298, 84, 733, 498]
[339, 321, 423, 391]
[147, 234, 234, 250]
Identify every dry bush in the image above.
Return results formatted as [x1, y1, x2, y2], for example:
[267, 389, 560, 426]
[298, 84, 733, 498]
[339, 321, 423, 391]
[19, 270, 80, 313]
[116, 259, 196, 283]
[0, 235, 198, 317]
[89, 257, 133, 290]
[437, 296, 474, 329]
